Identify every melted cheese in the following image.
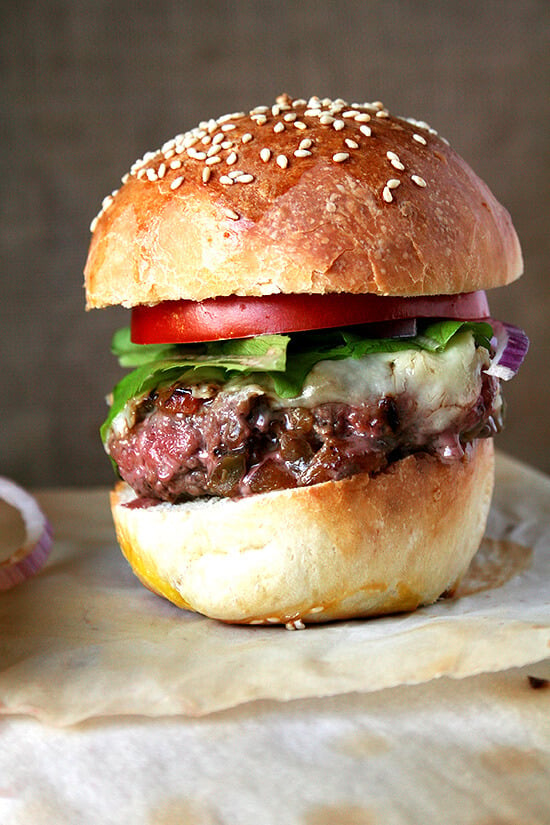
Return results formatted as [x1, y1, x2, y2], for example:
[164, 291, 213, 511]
[271, 332, 490, 432]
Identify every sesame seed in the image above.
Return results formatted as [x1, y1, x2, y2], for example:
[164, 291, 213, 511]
[224, 208, 240, 220]
[411, 174, 427, 187]
[90, 215, 99, 232]
[342, 110, 357, 118]
[332, 152, 349, 163]
[221, 141, 233, 150]
[333, 119, 345, 131]
[354, 113, 371, 123]
[157, 163, 166, 178]
[276, 154, 288, 168]
[101, 195, 113, 209]
[293, 121, 307, 130]
[207, 144, 221, 157]
[319, 114, 334, 125]
[359, 124, 372, 137]
[273, 121, 285, 133]
[146, 168, 158, 181]
[170, 176, 184, 190]
[294, 148, 312, 157]
[205, 155, 221, 166]
[283, 112, 297, 122]
[299, 138, 313, 149]
[345, 138, 359, 149]
[387, 178, 401, 189]
[121, 173, 130, 184]
[212, 132, 225, 145]
[292, 98, 307, 108]
[376, 110, 389, 118]
[236, 173, 254, 183]
[226, 151, 238, 165]
[251, 105, 269, 114]
[170, 159, 182, 169]
[285, 619, 306, 630]
[309, 605, 324, 614]
[304, 109, 321, 118]
[382, 186, 393, 202]
[221, 123, 236, 132]
[202, 167, 211, 183]
[272, 104, 281, 116]
[201, 135, 212, 145]
[307, 96, 321, 108]
[228, 169, 243, 178]
[219, 175, 234, 185]
[241, 132, 254, 143]
[187, 148, 206, 160]
[413, 133, 427, 145]
[251, 114, 267, 125]
[260, 147, 271, 162]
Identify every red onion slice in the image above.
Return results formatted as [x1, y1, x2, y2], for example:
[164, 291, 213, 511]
[0, 477, 53, 591]
[485, 320, 530, 381]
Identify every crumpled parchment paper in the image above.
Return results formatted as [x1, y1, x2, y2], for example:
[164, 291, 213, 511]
[0, 451, 548, 725]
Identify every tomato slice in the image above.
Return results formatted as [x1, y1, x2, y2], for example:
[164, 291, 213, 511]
[131, 291, 490, 344]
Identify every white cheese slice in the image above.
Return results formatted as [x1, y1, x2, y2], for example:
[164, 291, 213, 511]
[281, 331, 489, 434]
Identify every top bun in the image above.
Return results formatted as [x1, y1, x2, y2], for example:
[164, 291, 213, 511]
[84, 94, 523, 309]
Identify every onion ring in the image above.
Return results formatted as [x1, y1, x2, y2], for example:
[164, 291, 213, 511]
[0, 477, 53, 591]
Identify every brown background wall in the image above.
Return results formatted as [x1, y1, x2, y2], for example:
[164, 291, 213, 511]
[2, 0, 549, 488]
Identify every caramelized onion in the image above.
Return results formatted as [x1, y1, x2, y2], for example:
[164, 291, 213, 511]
[0, 477, 53, 591]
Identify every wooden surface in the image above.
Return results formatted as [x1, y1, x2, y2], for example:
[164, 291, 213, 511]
[2, 0, 548, 486]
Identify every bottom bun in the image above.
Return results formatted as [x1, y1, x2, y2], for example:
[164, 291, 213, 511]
[110, 439, 494, 625]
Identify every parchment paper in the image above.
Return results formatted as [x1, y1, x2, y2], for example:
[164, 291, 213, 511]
[0, 451, 548, 725]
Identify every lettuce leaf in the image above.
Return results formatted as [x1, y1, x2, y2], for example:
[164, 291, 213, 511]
[111, 326, 290, 371]
[101, 321, 493, 443]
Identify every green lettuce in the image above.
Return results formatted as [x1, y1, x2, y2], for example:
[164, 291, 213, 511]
[101, 320, 493, 443]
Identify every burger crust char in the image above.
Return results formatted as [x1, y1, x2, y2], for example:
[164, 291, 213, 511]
[84, 95, 522, 308]
[111, 440, 494, 625]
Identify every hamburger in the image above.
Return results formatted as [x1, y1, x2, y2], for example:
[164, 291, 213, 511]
[84, 94, 528, 628]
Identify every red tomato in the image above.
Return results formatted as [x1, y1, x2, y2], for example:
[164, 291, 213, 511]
[131, 291, 490, 344]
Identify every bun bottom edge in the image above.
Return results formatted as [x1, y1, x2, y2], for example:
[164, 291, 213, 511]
[110, 440, 495, 625]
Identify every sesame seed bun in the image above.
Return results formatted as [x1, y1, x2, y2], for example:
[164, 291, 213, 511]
[84, 94, 522, 308]
[110, 440, 494, 625]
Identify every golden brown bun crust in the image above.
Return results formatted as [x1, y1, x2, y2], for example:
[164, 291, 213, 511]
[85, 95, 522, 308]
[110, 440, 494, 625]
